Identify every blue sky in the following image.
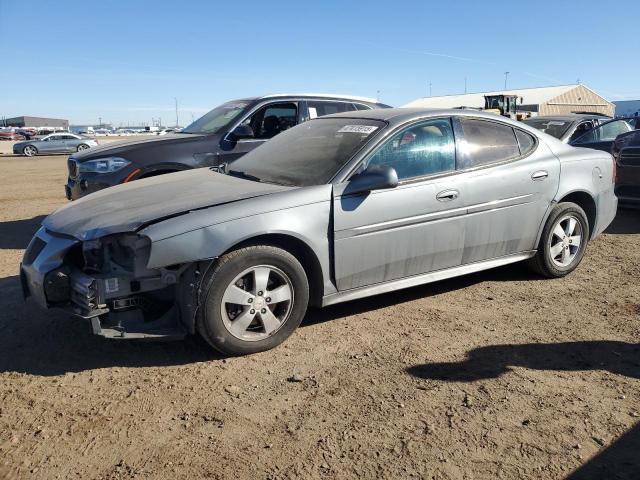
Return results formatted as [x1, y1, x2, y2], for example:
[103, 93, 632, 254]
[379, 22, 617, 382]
[1, 0, 639, 126]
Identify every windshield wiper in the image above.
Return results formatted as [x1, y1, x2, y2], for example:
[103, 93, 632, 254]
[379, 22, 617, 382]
[228, 169, 262, 182]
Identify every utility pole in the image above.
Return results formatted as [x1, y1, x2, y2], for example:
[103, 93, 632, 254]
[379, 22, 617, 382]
[464, 77, 467, 94]
[428, 81, 432, 97]
[98, 117, 102, 127]
[376, 90, 380, 102]
[174, 97, 179, 127]
[503, 71, 510, 90]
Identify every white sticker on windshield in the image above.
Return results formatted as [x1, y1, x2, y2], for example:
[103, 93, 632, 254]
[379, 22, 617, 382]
[337, 125, 379, 134]
[308, 107, 318, 119]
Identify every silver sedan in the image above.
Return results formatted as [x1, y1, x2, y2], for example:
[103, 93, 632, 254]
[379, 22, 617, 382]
[20, 108, 617, 355]
[13, 133, 98, 156]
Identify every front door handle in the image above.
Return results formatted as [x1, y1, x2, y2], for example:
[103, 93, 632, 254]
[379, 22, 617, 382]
[436, 189, 459, 201]
[531, 170, 549, 181]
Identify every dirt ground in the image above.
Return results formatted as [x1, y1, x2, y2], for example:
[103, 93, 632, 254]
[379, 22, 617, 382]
[0, 147, 638, 480]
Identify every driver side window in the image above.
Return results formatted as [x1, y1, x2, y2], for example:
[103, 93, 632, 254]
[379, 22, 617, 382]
[364, 118, 455, 181]
[569, 121, 594, 142]
[241, 102, 298, 140]
[573, 119, 633, 144]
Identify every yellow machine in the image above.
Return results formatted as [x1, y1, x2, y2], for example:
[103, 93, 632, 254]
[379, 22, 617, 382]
[483, 94, 530, 120]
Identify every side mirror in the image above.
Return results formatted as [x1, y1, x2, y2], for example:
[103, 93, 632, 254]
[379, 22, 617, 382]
[220, 125, 254, 151]
[345, 165, 398, 195]
[230, 124, 254, 140]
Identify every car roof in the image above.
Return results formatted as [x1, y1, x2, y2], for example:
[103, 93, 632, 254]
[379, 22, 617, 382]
[237, 93, 382, 104]
[525, 114, 609, 121]
[320, 107, 527, 125]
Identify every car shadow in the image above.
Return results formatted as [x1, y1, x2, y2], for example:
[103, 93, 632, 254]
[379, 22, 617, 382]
[566, 422, 640, 479]
[604, 208, 640, 234]
[405, 341, 640, 382]
[0, 215, 46, 249]
[406, 342, 640, 478]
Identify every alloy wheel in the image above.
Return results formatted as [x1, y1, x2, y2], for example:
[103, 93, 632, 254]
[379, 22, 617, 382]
[548, 214, 583, 267]
[220, 265, 294, 341]
[77, 144, 89, 151]
[23, 145, 36, 156]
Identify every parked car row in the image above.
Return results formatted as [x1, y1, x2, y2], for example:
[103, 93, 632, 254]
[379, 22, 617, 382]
[0, 126, 67, 140]
[21, 106, 618, 355]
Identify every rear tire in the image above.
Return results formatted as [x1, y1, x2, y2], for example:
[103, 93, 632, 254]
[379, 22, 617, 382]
[76, 144, 90, 152]
[197, 245, 309, 355]
[527, 202, 589, 278]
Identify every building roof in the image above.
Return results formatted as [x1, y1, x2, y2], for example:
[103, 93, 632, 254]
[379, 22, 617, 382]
[4, 115, 69, 121]
[403, 84, 593, 109]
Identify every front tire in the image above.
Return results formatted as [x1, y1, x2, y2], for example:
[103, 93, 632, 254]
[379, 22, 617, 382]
[197, 245, 309, 355]
[23, 145, 37, 157]
[528, 202, 590, 278]
[77, 144, 90, 152]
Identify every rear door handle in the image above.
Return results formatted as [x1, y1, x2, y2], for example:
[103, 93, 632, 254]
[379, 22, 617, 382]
[436, 189, 459, 201]
[531, 170, 549, 181]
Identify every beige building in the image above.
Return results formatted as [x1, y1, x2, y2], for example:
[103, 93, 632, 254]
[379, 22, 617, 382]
[404, 84, 614, 117]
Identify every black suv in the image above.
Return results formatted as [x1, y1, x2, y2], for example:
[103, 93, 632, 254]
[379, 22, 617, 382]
[66, 94, 390, 199]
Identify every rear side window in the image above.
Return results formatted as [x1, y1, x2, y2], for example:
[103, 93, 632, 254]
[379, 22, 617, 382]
[515, 129, 536, 155]
[353, 103, 372, 111]
[457, 118, 520, 169]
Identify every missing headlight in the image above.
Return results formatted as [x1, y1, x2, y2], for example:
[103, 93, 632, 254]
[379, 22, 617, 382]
[82, 239, 104, 272]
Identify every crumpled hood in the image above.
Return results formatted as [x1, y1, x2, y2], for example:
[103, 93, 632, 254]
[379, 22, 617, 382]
[43, 168, 293, 240]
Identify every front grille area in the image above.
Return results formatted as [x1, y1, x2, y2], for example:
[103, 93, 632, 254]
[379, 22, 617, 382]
[23, 237, 46, 265]
[68, 158, 78, 178]
[619, 151, 640, 167]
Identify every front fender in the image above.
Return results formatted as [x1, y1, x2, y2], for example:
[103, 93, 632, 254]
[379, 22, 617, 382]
[141, 186, 333, 292]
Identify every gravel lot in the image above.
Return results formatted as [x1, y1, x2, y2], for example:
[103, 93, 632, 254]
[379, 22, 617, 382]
[0, 145, 639, 479]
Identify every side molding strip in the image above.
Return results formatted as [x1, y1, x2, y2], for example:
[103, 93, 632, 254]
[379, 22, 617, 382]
[321, 250, 537, 307]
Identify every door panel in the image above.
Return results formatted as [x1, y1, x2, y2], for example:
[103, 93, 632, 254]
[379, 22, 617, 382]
[333, 178, 466, 291]
[47, 137, 65, 153]
[333, 116, 466, 291]
[38, 139, 54, 152]
[458, 137, 560, 264]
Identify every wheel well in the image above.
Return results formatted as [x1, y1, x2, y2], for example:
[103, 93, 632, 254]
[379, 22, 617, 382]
[224, 234, 325, 307]
[139, 169, 179, 179]
[558, 191, 596, 238]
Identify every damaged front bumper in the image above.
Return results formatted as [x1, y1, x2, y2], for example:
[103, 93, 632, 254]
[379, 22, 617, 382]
[20, 227, 190, 340]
